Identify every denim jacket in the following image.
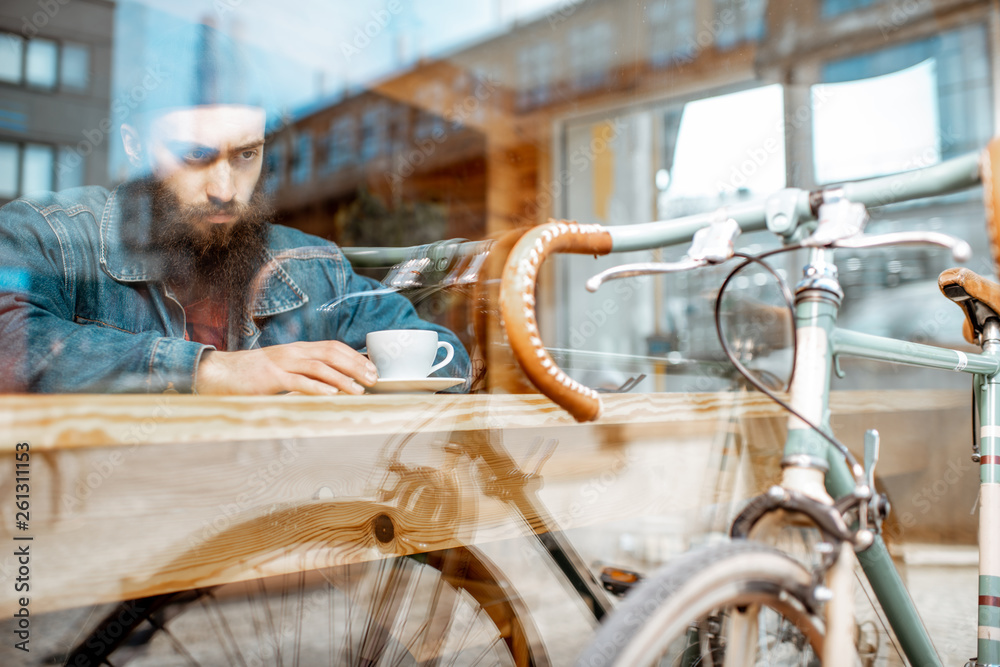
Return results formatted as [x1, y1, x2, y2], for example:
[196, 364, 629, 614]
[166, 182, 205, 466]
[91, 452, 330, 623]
[0, 185, 470, 393]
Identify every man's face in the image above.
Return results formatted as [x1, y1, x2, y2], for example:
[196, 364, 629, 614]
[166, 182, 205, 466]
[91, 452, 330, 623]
[144, 104, 266, 229]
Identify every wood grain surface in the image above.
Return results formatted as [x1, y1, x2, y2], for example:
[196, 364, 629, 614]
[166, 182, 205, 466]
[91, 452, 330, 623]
[0, 390, 969, 615]
[0, 389, 967, 451]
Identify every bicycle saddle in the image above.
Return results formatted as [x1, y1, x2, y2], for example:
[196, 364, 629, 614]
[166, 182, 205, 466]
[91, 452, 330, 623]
[938, 138, 1000, 344]
[938, 267, 1000, 344]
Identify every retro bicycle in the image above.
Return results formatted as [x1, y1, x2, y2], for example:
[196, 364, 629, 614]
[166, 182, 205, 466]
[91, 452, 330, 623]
[500, 139, 1000, 665]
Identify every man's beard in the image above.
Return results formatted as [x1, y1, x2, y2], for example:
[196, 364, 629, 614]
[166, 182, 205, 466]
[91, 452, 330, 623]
[140, 178, 272, 348]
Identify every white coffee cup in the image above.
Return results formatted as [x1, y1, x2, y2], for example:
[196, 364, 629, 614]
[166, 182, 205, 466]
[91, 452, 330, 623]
[366, 329, 455, 380]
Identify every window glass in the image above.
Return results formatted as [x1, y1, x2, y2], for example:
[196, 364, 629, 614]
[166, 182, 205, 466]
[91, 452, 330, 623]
[554, 84, 786, 386]
[518, 42, 556, 108]
[0, 142, 18, 198]
[25, 38, 57, 89]
[815, 23, 991, 177]
[263, 140, 284, 194]
[329, 116, 356, 170]
[0, 32, 24, 84]
[821, 0, 883, 18]
[291, 132, 312, 184]
[60, 42, 90, 91]
[22, 143, 53, 194]
[647, 1, 695, 68]
[0, 0, 993, 409]
[569, 22, 611, 90]
[56, 146, 85, 190]
[714, 0, 767, 49]
[660, 85, 786, 216]
[813, 59, 939, 184]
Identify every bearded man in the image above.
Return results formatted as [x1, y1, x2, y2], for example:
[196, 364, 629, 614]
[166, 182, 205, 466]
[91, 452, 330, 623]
[0, 33, 469, 395]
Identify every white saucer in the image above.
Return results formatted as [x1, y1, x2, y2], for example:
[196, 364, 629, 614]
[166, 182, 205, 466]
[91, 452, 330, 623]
[367, 377, 465, 394]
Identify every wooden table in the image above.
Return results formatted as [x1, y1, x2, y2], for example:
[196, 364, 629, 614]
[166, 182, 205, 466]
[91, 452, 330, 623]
[0, 390, 971, 615]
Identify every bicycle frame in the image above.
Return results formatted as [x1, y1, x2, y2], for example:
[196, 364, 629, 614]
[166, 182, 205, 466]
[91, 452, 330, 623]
[783, 243, 1000, 666]
[498, 144, 1000, 665]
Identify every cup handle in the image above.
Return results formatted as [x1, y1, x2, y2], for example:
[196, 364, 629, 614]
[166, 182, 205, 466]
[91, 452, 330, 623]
[429, 341, 454, 375]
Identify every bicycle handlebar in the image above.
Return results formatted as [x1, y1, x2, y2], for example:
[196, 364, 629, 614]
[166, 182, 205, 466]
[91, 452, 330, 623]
[607, 150, 980, 253]
[500, 222, 614, 422]
[500, 145, 989, 422]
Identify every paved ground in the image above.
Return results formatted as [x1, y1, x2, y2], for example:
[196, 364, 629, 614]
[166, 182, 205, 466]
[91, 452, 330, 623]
[902, 545, 979, 666]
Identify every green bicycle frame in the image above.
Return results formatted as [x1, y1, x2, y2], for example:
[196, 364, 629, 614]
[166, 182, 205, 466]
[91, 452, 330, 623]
[784, 246, 1000, 667]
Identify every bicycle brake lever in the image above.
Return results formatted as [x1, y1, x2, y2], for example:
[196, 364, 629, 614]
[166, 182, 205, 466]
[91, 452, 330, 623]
[586, 258, 707, 292]
[831, 231, 972, 262]
[586, 218, 740, 292]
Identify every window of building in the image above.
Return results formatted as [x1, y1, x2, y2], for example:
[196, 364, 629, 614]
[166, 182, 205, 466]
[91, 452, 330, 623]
[0, 142, 85, 198]
[60, 42, 90, 92]
[25, 38, 58, 90]
[264, 141, 284, 194]
[821, 0, 884, 18]
[360, 106, 387, 161]
[291, 132, 312, 184]
[658, 84, 786, 218]
[0, 32, 24, 84]
[388, 106, 409, 156]
[569, 22, 612, 91]
[56, 146, 85, 190]
[713, 0, 767, 50]
[328, 116, 357, 171]
[1, 34, 90, 93]
[517, 41, 555, 108]
[647, 0, 696, 68]
[813, 23, 992, 183]
[0, 142, 18, 199]
[22, 143, 54, 194]
[414, 110, 446, 142]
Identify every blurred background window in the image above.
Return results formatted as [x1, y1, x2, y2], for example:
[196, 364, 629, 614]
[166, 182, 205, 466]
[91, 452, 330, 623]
[25, 37, 57, 89]
[0, 142, 18, 198]
[0, 32, 24, 84]
[21, 143, 53, 195]
[59, 42, 90, 92]
[0, 0, 992, 395]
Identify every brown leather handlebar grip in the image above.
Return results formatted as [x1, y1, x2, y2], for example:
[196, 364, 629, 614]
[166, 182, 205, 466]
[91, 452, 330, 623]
[499, 220, 613, 422]
[982, 138, 1000, 271]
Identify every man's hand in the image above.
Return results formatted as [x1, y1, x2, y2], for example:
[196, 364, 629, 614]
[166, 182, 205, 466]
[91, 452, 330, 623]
[195, 341, 378, 395]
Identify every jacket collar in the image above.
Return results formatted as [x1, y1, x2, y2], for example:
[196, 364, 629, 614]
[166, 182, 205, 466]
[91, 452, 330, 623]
[99, 183, 306, 318]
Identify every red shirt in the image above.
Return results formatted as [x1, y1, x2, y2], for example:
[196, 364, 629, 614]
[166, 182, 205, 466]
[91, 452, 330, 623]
[183, 298, 228, 351]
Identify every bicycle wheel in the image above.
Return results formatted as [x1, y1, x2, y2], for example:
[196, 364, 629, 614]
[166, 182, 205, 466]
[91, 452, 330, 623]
[576, 540, 824, 667]
[65, 547, 542, 666]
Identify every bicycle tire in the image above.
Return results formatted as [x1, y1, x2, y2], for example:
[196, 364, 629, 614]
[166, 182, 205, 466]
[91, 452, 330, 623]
[64, 546, 545, 666]
[575, 540, 824, 667]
